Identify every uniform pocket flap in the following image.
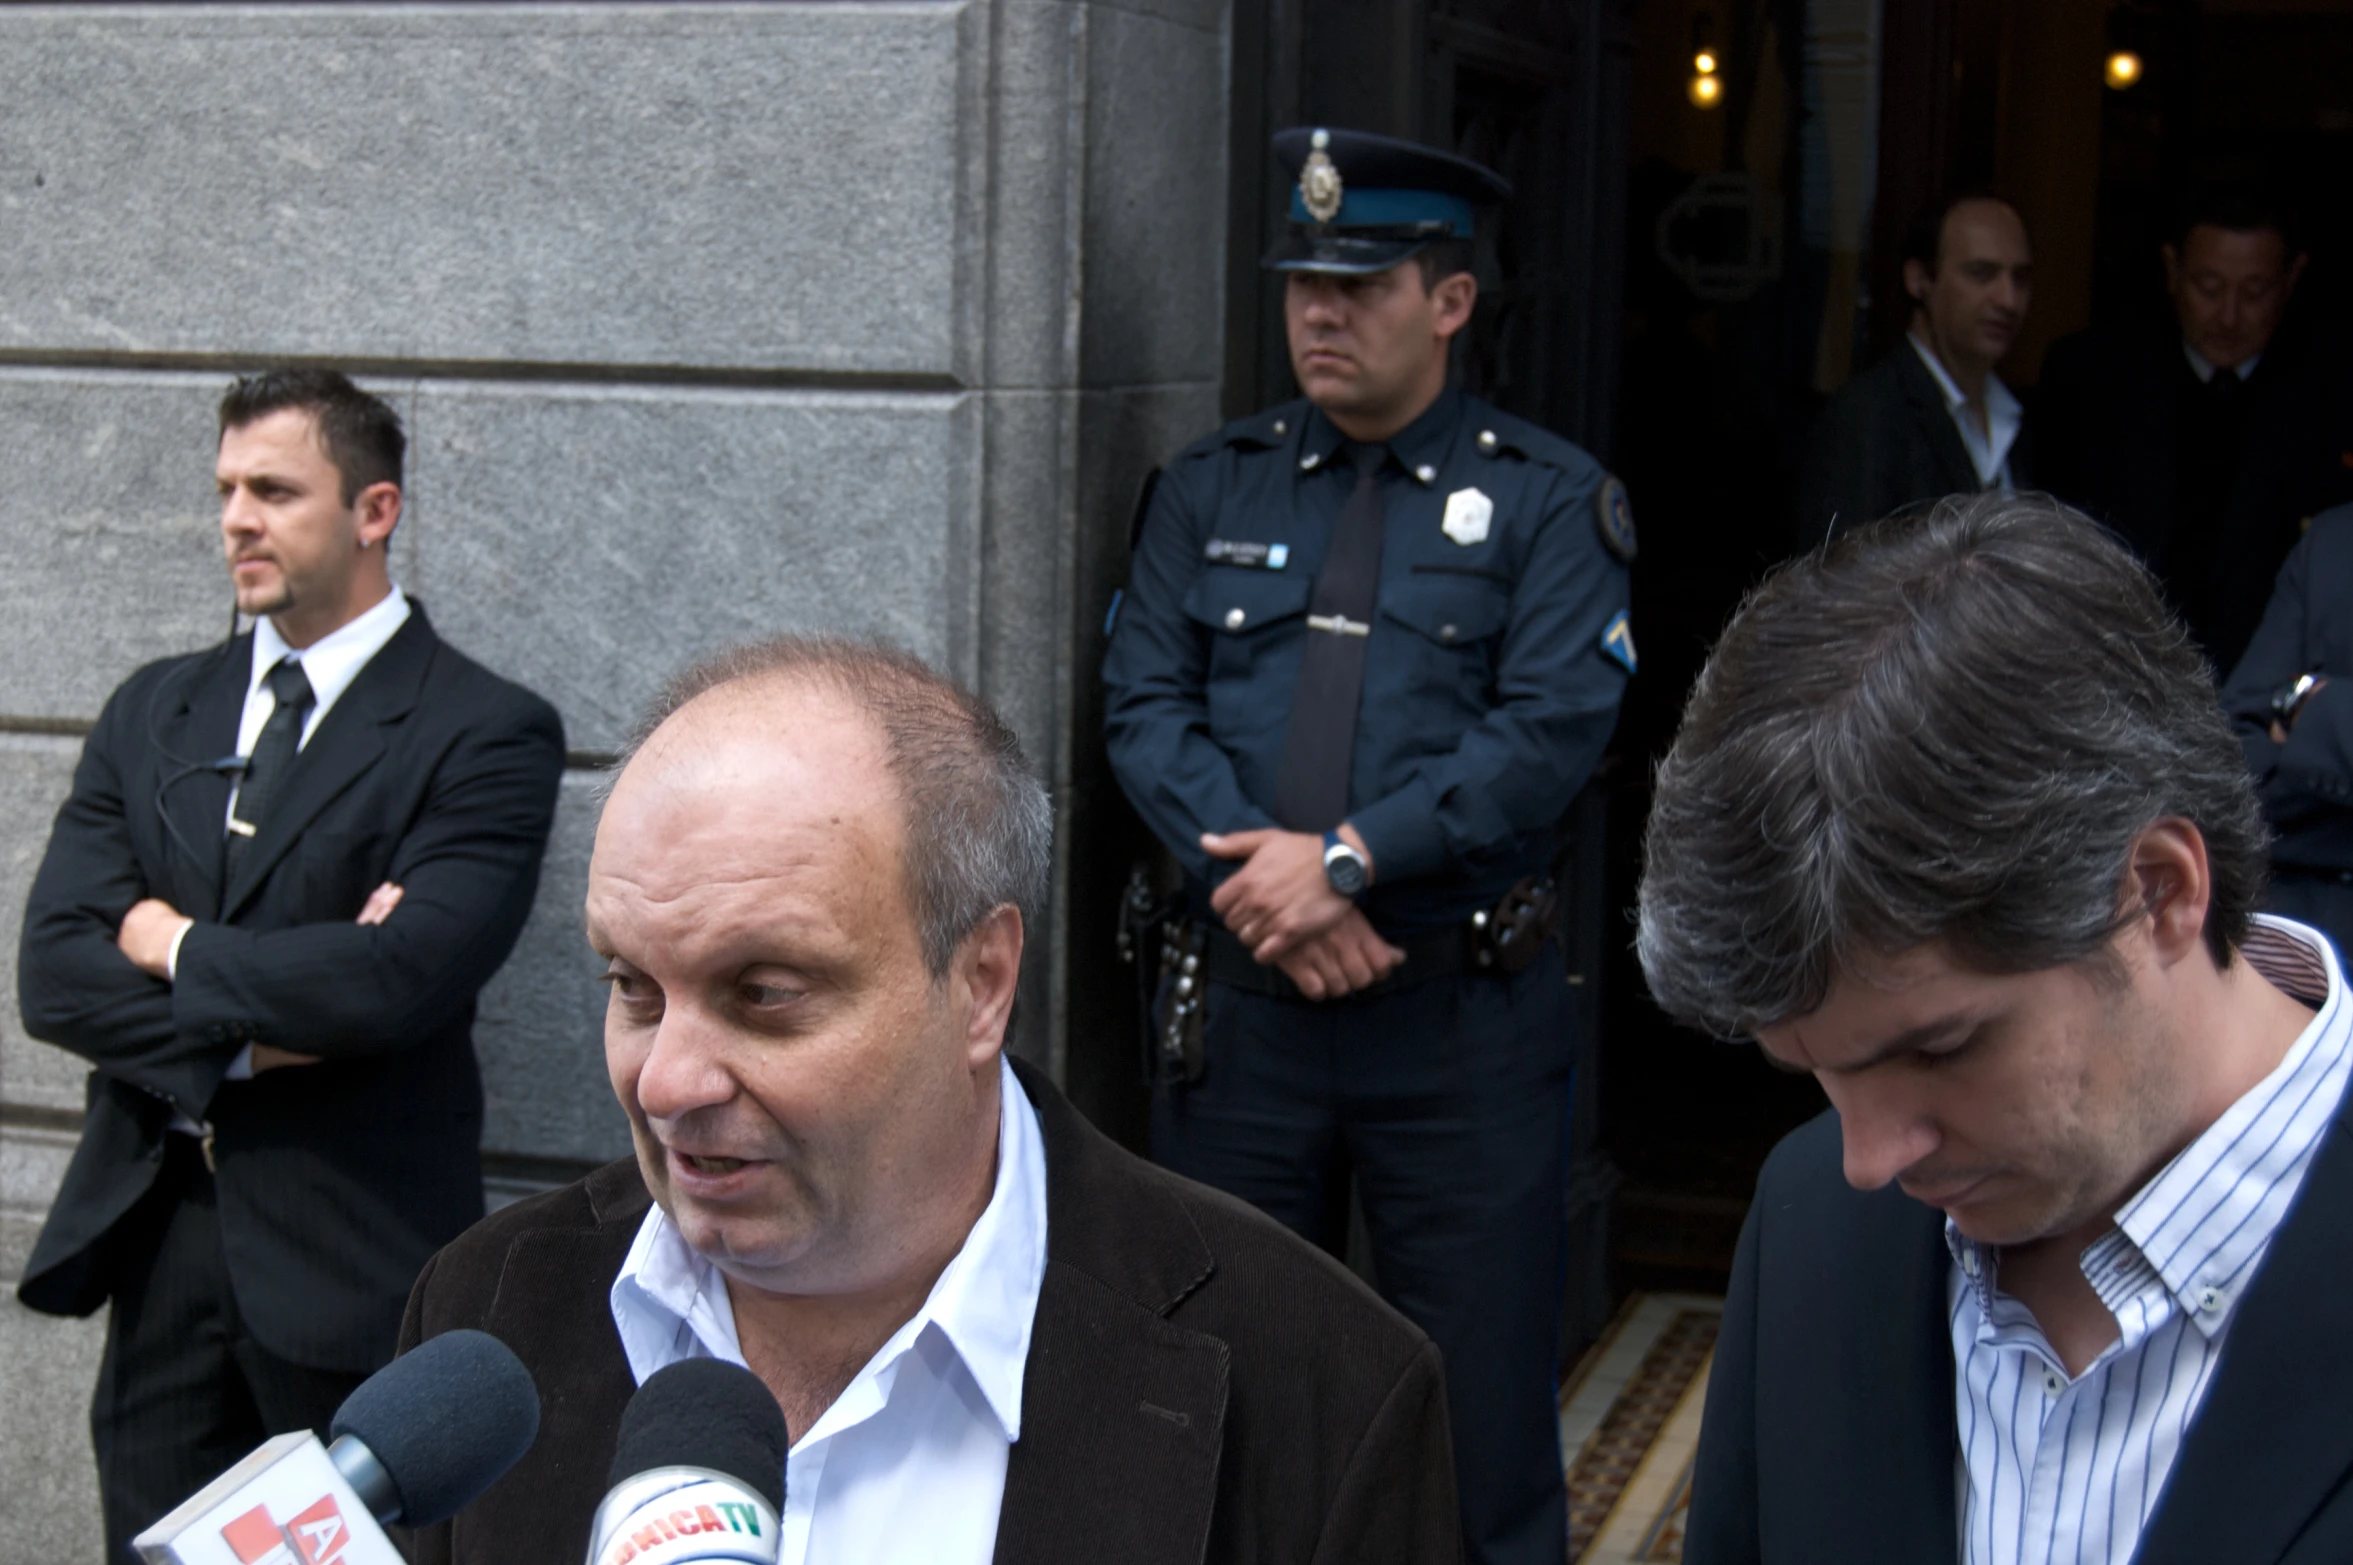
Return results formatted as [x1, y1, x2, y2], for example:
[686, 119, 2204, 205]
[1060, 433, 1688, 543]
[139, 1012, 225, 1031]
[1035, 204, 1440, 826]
[1378, 578, 1510, 645]
[1182, 569, 1313, 634]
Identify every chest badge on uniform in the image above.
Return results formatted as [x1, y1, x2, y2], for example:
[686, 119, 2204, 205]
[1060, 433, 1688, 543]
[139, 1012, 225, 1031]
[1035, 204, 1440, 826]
[1595, 475, 1637, 564]
[1599, 610, 1638, 674]
[1441, 487, 1493, 546]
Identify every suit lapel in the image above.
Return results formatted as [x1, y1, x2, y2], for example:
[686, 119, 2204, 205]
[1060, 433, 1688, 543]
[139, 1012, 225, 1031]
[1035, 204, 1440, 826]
[2131, 1108, 2353, 1565]
[992, 1063, 1229, 1565]
[1895, 342, 1983, 496]
[155, 638, 253, 920]
[219, 610, 434, 922]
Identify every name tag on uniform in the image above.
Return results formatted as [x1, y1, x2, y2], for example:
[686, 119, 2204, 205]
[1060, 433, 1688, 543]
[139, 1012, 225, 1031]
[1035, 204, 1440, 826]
[1204, 538, 1290, 569]
[1442, 488, 1493, 546]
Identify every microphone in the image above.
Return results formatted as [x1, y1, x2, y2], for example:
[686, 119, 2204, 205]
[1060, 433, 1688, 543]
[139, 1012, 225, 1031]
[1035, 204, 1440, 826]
[586, 1359, 789, 1565]
[131, 1330, 540, 1563]
[328, 1328, 542, 1526]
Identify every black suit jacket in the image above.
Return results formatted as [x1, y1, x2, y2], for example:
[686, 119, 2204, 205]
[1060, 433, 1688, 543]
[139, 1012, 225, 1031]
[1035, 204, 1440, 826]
[1689, 1088, 2353, 1564]
[1796, 340, 2003, 548]
[16, 603, 564, 1373]
[2219, 503, 2353, 881]
[395, 1059, 1461, 1565]
[2024, 324, 2353, 673]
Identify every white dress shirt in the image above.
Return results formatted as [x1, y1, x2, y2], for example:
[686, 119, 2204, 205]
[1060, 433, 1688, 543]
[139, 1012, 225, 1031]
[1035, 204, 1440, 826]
[610, 1057, 1049, 1565]
[165, 586, 414, 1127]
[1910, 334, 2023, 492]
[1948, 915, 2348, 1565]
[2182, 341, 2259, 385]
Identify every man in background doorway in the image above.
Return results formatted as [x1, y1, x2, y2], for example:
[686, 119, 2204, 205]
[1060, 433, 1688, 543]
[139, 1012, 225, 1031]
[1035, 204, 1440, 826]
[1796, 192, 2035, 547]
[2027, 186, 2353, 675]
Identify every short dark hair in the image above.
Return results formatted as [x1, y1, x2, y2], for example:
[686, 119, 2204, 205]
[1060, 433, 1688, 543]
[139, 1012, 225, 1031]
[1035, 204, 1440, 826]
[613, 636, 1053, 980]
[1636, 494, 2267, 1038]
[218, 369, 405, 505]
[1413, 238, 1477, 289]
[1901, 190, 2018, 283]
[2172, 183, 2301, 257]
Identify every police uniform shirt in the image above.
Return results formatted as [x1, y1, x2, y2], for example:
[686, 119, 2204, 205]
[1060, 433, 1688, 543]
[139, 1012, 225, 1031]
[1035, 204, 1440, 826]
[1103, 385, 1634, 935]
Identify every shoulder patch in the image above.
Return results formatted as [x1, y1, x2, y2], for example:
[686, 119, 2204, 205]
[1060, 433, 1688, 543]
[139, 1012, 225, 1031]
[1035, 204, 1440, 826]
[1594, 475, 1636, 564]
[1599, 610, 1637, 674]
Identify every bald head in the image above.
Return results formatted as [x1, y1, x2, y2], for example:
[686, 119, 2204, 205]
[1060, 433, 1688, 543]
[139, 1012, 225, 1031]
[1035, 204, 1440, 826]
[604, 636, 1051, 978]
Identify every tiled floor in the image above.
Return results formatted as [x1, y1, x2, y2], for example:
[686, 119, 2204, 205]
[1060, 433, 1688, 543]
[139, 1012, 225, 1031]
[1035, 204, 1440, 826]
[1559, 1292, 1722, 1564]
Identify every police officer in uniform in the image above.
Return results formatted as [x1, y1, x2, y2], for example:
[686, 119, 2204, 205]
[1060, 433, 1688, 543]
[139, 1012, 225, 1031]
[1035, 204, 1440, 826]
[1102, 127, 1635, 1565]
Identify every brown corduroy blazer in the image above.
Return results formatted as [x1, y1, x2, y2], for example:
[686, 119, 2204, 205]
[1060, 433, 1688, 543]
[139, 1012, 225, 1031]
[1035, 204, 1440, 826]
[394, 1059, 1462, 1565]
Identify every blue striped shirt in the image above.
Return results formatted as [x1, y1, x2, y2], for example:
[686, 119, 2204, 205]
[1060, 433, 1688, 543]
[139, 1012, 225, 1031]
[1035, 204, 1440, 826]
[1949, 915, 2347, 1565]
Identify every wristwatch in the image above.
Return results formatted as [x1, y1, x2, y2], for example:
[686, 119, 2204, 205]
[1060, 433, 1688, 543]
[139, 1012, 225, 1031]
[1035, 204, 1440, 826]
[1322, 830, 1369, 897]
[2272, 672, 2325, 731]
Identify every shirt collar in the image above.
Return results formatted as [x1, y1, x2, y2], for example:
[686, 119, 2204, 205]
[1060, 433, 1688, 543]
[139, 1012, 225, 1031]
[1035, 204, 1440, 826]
[1298, 385, 1461, 488]
[1945, 915, 2349, 1342]
[608, 1054, 1049, 1445]
[1907, 332, 2016, 420]
[250, 584, 411, 720]
[2183, 340, 2260, 384]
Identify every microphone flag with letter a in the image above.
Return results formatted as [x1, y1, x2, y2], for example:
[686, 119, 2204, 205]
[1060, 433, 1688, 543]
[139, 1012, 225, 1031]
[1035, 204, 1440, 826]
[132, 1432, 403, 1565]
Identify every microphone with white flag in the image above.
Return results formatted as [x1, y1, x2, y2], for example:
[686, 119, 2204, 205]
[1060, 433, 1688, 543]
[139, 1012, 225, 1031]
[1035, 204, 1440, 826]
[131, 1328, 540, 1564]
[587, 1358, 790, 1565]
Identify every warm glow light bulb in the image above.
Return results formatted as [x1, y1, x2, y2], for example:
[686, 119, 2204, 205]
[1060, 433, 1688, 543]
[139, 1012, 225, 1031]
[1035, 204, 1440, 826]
[1694, 49, 1718, 74]
[1688, 72, 1723, 108]
[2104, 50, 2143, 89]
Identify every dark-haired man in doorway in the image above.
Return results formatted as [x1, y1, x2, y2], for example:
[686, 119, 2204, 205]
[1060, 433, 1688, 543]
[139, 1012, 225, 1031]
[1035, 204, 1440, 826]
[1796, 192, 2035, 546]
[2028, 186, 2353, 674]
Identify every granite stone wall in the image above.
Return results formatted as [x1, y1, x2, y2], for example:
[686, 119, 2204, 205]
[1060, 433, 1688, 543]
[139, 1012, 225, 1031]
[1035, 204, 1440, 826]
[0, 2, 1227, 1552]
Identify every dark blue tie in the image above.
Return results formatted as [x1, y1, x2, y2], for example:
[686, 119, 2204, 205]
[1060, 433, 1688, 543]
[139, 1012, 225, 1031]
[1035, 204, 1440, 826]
[1273, 442, 1387, 830]
[226, 658, 315, 879]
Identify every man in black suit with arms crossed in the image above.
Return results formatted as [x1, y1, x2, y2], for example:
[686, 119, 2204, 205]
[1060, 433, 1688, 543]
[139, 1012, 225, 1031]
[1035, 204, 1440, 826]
[15, 370, 564, 1558]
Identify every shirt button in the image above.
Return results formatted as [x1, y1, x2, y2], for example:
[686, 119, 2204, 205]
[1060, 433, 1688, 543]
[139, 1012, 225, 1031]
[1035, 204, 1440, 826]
[2043, 1370, 2065, 1397]
[1272, 419, 1288, 436]
[2198, 1286, 2222, 1314]
[1477, 429, 1499, 453]
[1300, 452, 1322, 471]
[1415, 464, 1437, 483]
[1439, 624, 1458, 643]
[1224, 607, 1246, 630]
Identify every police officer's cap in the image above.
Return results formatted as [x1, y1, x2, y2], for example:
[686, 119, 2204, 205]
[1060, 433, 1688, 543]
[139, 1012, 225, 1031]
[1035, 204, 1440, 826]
[1264, 127, 1512, 276]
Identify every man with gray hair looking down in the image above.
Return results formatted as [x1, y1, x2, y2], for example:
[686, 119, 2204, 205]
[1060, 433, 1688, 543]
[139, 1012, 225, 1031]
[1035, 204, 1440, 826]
[395, 635, 1460, 1565]
[1640, 495, 2353, 1564]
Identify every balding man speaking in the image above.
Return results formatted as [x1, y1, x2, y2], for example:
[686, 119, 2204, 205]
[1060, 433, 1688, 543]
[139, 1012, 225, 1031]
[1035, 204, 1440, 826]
[395, 638, 1459, 1565]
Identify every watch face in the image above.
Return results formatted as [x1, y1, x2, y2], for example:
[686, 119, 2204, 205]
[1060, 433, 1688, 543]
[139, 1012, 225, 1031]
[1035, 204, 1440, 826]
[1325, 849, 1368, 897]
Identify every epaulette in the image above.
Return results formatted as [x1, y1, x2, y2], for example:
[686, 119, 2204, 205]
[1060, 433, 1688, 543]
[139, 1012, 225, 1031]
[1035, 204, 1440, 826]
[1194, 399, 1310, 458]
[1462, 404, 1600, 478]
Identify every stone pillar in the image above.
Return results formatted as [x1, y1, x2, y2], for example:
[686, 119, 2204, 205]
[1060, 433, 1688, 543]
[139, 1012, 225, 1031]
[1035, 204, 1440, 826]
[0, 3, 1225, 1549]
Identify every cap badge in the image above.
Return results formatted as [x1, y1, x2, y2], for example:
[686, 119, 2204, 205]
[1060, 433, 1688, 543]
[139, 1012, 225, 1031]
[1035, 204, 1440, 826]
[1301, 143, 1344, 224]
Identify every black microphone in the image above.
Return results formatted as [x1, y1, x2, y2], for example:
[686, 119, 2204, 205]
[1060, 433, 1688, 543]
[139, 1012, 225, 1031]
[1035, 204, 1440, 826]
[329, 1328, 542, 1526]
[585, 1359, 789, 1565]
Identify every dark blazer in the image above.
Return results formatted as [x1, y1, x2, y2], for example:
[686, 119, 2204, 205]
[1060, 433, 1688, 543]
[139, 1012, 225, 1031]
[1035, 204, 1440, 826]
[2219, 503, 2353, 952]
[16, 604, 564, 1374]
[2024, 324, 2353, 674]
[1796, 339, 2002, 548]
[1688, 1090, 2353, 1564]
[395, 1059, 1461, 1565]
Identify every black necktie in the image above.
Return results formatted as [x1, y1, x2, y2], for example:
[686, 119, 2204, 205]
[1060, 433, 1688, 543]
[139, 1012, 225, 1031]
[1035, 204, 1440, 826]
[227, 658, 315, 879]
[1273, 442, 1387, 831]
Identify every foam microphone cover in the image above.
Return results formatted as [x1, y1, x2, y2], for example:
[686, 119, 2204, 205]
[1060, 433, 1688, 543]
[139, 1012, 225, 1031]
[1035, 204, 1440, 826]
[609, 1359, 789, 1514]
[330, 1328, 542, 1526]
